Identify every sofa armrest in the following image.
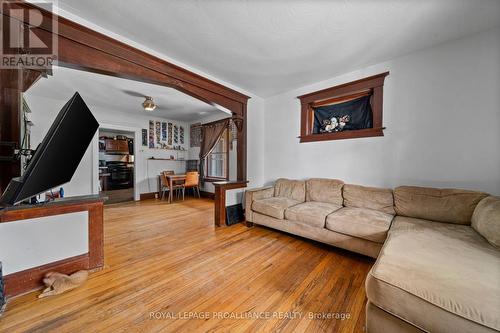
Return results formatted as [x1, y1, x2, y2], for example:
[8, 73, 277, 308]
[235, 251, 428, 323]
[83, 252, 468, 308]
[245, 186, 274, 223]
[472, 196, 500, 248]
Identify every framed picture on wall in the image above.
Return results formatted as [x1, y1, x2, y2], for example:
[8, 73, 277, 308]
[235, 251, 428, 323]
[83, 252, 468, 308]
[173, 125, 178, 144]
[148, 121, 154, 148]
[180, 126, 184, 144]
[155, 121, 161, 146]
[142, 129, 147, 146]
[168, 123, 173, 145]
[161, 122, 167, 142]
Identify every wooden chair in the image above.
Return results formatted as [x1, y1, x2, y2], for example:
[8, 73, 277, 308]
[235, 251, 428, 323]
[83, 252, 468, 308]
[160, 171, 183, 200]
[159, 172, 170, 200]
[183, 171, 200, 198]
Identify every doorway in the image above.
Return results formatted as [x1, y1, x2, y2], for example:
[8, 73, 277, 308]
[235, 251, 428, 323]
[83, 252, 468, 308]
[98, 128, 136, 204]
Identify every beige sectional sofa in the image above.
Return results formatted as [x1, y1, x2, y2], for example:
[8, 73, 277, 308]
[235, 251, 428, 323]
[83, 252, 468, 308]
[245, 178, 500, 333]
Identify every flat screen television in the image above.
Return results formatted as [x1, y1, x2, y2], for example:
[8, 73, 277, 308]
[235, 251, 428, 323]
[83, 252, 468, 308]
[0, 92, 99, 205]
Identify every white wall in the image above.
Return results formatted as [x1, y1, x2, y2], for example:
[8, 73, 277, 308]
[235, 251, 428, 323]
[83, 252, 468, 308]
[0, 211, 88, 275]
[264, 27, 500, 195]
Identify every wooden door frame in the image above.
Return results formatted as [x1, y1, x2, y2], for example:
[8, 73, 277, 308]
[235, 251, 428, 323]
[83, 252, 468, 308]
[0, 1, 250, 191]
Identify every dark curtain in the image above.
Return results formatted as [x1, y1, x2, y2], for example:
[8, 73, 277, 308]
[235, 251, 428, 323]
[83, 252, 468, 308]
[313, 95, 372, 134]
[199, 118, 230, 183]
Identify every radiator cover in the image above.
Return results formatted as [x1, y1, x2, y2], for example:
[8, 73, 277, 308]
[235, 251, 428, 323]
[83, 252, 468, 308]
[226, 204, 244, 226]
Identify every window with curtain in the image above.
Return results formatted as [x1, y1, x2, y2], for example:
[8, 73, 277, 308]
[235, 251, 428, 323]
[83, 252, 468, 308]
[297, 72, 389, 143]
[205, 129, 228, 180]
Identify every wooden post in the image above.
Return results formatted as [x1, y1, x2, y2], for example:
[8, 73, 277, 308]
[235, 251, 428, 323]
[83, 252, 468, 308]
[213, 181, 248, 227]
[0, 69, 22, 193]
[214, 185, 225, 227]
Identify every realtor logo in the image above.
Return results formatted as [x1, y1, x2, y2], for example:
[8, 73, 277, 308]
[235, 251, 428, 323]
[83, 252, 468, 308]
[1, 0, 57, 69]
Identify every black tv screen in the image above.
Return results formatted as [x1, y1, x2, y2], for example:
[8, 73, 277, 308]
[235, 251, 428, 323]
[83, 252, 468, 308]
[0, 92, 99, 205]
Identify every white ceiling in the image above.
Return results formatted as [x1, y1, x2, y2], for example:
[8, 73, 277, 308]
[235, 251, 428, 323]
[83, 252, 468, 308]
[26, 66, 226, 122]
[56, 0, 500, 97]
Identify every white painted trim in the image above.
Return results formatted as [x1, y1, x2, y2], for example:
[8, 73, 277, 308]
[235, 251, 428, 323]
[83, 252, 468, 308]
[96, 123, 141, 201]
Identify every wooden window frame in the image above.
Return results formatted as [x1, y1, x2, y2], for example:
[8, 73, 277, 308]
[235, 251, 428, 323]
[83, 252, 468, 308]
[297, 72, 389, 143]
[204, 128, 230, 182]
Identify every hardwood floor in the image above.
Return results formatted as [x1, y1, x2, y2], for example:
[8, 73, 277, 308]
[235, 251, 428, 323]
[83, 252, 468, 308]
[0, 198, 374, 333]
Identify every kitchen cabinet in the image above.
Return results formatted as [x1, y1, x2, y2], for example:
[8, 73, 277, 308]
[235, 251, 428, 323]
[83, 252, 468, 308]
[105, 139, 129, 153]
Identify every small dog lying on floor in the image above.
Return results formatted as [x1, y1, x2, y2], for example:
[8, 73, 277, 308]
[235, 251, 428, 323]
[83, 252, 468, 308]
[38, 270, 88, 298]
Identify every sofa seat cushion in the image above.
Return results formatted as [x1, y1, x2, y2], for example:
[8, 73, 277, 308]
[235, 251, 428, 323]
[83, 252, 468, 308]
[252, 212, 383, 258]
[252, 197, 301, 219]
[366, 216, 500, 333]
[325, 207, 393, 243]
[284, 201, 341, 228]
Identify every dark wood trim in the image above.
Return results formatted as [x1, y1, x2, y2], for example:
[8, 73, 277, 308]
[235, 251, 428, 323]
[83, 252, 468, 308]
[0, 1, 249, 185]
[214, 186, 225, 228]
[0, 69, 22, 193]
[0, 196, 105, 297]
[140, 190, 214, 200]
[22, 70, 46, 92]
[298, 72, 389, 143]
[310, 90, 371, 108]
[140, 192, 158, 200]
[213, 180, 249, 190]
[213, 181, 248, 227]
[237, 105, 247, 181]
[203, 177, 229, 183]
[87, 202, 104, 268]
[298, 72, 389, 102]
[299, 128, 385, 142]
[1, 1, 250, 104]
[3, 254, 89, 298]
[0, 200, 104, 222]
[199, 191, 215, 199]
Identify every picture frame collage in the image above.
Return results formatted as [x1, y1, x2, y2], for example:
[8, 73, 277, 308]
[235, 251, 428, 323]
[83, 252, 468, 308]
[144, 120, 186, 150]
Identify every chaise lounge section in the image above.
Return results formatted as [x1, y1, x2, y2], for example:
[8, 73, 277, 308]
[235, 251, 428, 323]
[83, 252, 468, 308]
[245, 179, 500, 333]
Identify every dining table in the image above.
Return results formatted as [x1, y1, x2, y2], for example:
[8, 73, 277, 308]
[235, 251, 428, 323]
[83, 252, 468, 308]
[165, 174, 186, 203]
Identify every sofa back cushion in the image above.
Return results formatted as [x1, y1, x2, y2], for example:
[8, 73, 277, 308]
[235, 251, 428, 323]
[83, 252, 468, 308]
[472, 196, 500, 248]
[394, 186, 488, 224]
[305, 178, 344, 205]
[343, 184, 395, 215]
[274, 178, 306, 202]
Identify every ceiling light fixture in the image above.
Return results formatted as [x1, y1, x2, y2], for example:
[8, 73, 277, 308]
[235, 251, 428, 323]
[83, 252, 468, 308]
[142, 96, 157, 111]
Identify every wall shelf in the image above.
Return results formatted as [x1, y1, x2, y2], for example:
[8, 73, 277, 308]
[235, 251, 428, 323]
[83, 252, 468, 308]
[147, 158, 187, 161]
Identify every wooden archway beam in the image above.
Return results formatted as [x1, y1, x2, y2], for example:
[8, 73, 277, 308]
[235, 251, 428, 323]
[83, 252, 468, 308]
[1, 1, 249, 181]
